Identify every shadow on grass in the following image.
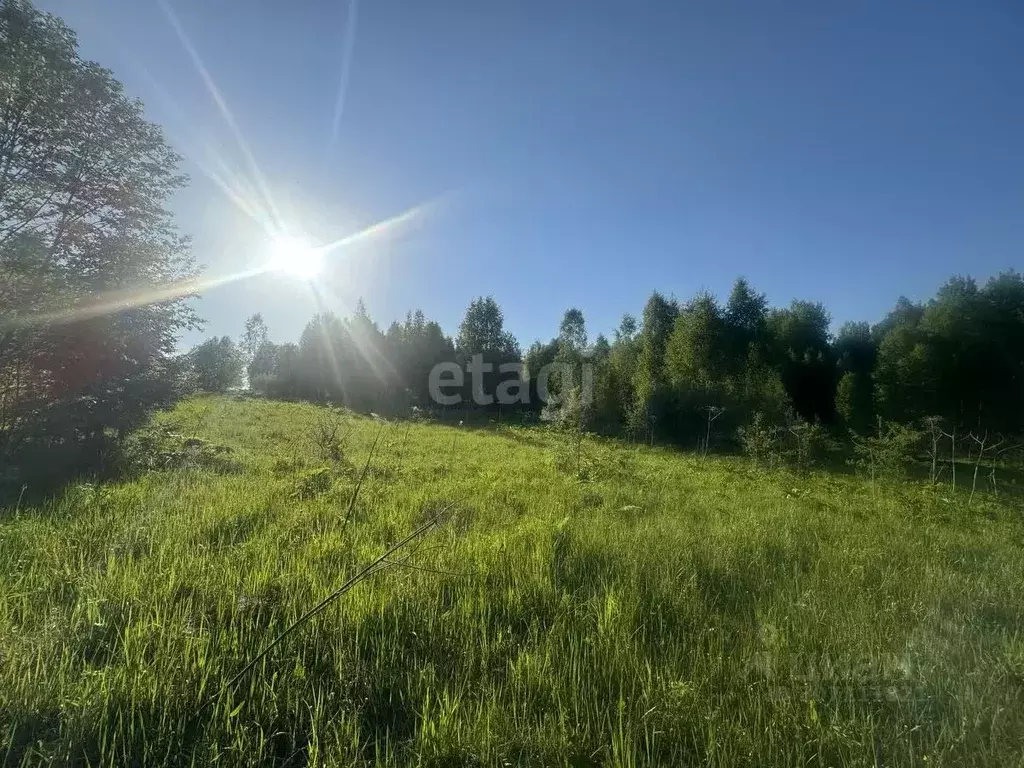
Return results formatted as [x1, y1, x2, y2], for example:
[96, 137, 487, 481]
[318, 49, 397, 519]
[0, 467, 95, 517]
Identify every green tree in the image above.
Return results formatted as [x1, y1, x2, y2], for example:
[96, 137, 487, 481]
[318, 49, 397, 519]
[455, 296, 521, 410]
[558, 308, 587, 352]
[614, 314, 638, 344]
[189, 337, 243, 393]
[661, 283, 787, 448]
[247, 341, 280, 393]
[873, 298, 930, 424]
[834, 321, 877, 433]
[767, 300, 837, 424]
[873, 273, 1024, 434]
[455, 296, 520, 360]
[385, 309, 455, 411]
[664, 292, 729, 444]
[524, 338, 559, 413]
[240, 313, 270, 382]
[630, 292, 678, 441]
[724, 277, 769, 364]
[0, 0, 199, 480]
[548, 308, 590, 428]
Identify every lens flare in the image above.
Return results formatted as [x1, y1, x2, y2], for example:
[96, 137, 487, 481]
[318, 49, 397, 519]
[268, 235, 324, 278]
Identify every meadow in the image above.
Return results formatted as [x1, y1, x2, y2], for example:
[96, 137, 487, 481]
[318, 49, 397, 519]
[2, 396, 1023, 766]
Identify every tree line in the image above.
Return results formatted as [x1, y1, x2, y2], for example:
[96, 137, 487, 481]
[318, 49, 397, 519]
[192, 269, 1024, 461]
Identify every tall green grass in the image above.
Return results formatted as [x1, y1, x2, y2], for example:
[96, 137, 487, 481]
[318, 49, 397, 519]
[2, 396, 1022, 766]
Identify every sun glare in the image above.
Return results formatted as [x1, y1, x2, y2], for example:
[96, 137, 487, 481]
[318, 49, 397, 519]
[267, 235, 323, 278]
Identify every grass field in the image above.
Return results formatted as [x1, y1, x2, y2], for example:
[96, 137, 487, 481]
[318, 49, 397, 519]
[2, 396, 1023, 766]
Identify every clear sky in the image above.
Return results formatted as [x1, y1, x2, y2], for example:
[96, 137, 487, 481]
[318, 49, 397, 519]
[36, 0, 1024, 349]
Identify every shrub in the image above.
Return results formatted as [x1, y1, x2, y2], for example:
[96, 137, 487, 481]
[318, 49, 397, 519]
[850, 419, 922, 482]
[740, 412, 837, 470]
[739, 412, 783, 468]
[120, 423, 240, 475]
[783, 419, 837, 470]
[291, 467, 334, 500]
[310, 411, 349, 463]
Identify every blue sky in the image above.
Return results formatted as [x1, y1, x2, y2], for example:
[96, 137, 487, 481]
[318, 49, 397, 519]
[37, 0, 1024, 349]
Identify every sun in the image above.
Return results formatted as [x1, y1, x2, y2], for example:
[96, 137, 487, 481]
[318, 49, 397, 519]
[267, 235, 324, 278]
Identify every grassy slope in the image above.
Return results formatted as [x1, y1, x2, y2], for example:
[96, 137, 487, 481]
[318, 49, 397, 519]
[1, 396, 1023, 767]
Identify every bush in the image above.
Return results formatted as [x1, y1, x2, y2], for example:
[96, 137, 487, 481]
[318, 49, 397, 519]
[119, 422, 241, 475]
[309, 411, 349, 463]
[291, 467, 334, 500]
[783, 419, 837, 470]
[849, 420, 922, 482]
[739, 412, 783, 468]
[740, 412, 837, 470]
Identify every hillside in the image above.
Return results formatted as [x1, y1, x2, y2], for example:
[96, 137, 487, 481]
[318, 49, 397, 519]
[2, 396, 1023, 766]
